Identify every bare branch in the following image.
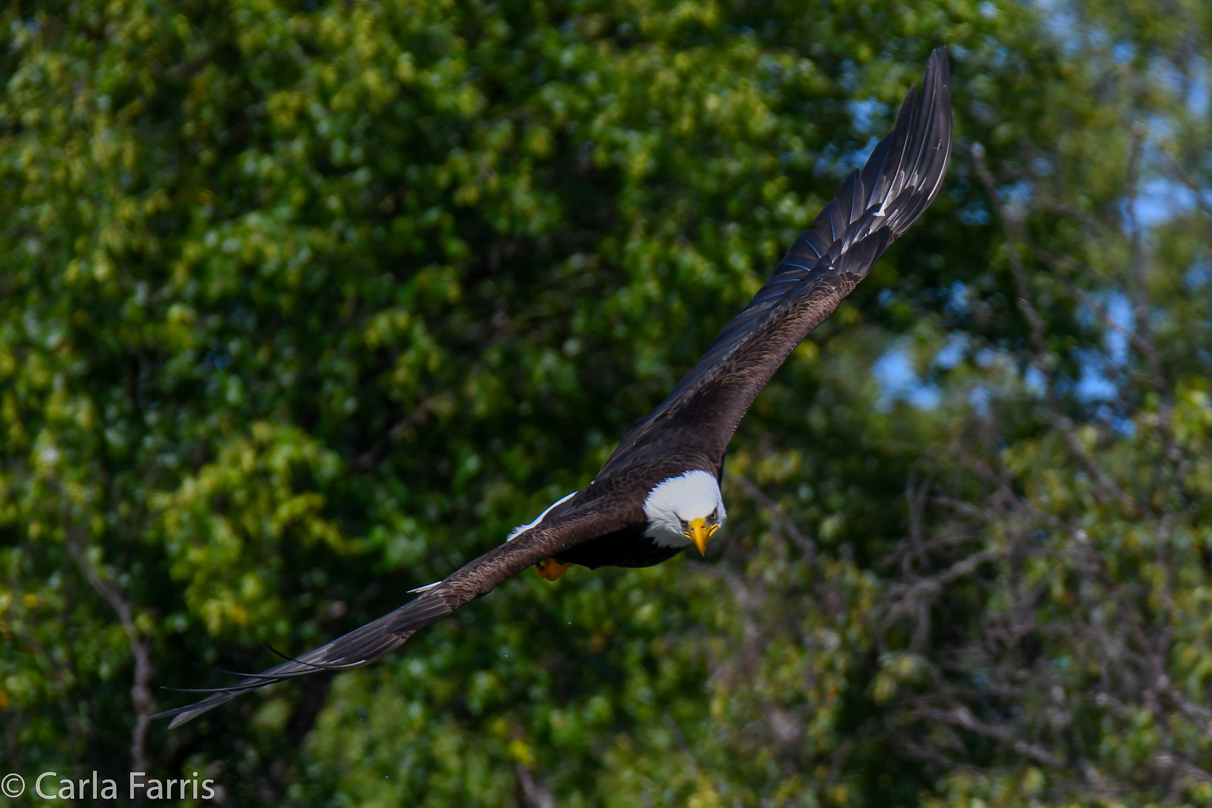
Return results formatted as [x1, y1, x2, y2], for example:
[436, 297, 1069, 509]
[909, 705, 1061, 768]
[65, 532, 156, 775]
[352, 394, 450, 470]
[727, 472, 817, 563]
[971, 142, 1127, 507]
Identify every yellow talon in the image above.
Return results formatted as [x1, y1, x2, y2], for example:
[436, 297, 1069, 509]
[536, 558, 574, 581]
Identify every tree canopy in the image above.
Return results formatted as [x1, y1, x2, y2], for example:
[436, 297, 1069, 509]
[3, 0, 1211, 805]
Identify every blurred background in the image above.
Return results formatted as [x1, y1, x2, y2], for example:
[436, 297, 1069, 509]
[3, 0, 1211, 805]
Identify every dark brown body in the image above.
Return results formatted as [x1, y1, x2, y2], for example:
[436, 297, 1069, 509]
[555, 524, 681, 569]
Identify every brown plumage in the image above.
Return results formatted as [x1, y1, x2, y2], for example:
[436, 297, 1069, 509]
[157, 48, 953, 728]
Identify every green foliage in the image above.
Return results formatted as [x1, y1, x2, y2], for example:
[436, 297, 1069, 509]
[2, 0, 1211, 806]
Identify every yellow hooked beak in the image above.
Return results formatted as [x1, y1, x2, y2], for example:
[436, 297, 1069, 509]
[685, 518, 720, 556]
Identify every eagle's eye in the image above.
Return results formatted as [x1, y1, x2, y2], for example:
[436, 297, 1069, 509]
[680, 519, 689, 531]
[708, 508, 718, 522]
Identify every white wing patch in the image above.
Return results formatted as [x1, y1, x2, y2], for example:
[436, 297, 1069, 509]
[507, 491, 577, 541]
[406, 580, 442, 595]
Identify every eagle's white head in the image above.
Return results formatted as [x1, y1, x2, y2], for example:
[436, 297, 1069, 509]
[643, 470, 726, 553]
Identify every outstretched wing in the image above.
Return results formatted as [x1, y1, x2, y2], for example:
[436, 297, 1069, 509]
[599, 48, 953, 476]
[155, 491, 627, 727]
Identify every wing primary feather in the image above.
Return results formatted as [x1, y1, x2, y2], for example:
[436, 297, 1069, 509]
[263, 642, 365, 670]
[881, 85, 920, 206]
[792, 230, 829, 261]
[834, 169, 861, 228]
[777, 260, 814, 272]
[154, 593, 450, 727]
[858, 133, 893, 209]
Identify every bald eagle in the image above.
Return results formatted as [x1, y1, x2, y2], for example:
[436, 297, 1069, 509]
[158, 48, 952, 727]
